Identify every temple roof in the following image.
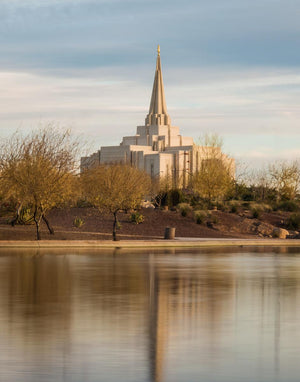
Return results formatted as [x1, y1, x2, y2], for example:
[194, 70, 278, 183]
[145, 46, 171, 126]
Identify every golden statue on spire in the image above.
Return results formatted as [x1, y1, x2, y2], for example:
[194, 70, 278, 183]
[157, 45, 160, 56]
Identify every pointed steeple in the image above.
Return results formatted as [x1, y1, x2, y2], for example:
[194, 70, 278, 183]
[145, 45, 171, 126]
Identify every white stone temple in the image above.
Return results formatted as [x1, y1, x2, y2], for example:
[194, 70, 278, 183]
[81, 46, 234, 187]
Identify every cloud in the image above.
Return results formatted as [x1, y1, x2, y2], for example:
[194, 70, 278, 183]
[1, 65, 300, 159]
[0, 0, 299, 73]
[0, 0, 299, 166]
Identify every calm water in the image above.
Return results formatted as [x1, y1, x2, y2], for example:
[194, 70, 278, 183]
[0, 247, 300, 382]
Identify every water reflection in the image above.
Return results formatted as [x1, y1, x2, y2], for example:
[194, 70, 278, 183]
[0, 248, 300, 381]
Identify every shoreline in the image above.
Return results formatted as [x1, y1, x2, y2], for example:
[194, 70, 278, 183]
[1, 238, 300, 249]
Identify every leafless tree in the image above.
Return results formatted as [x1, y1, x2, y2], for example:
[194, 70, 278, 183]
[269, 160, 300, 201]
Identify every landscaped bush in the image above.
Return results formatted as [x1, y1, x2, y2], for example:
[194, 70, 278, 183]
[250, 202, 272, 219]
[218, 203, 229, 212]
[258, 203, 273, 212]
[9, 206, 34, 225]
[19, 207, 34, 224]
[178, 203, 192, 217]
[251, 208, 261, 219]
[192, 200, 210, 211]
[73, 217, 84, 228]
[287, 213, 300, 230]
[216, 201, 226, 211]
[277, 200, 299, 212]
[168, 189, 184, 207]
[130, 211, 144, 224]
[230, 203, 238, 213]
[227, 200, 242, 213]
[242, 201, 250, 209]
[76, 199, 94, 208]
[193, 210, 207, 224]
[250, 204, 262, 219]
[190, 194, 201, 207]
[154, 191, 168, 208]
[211, 214, 219, 224]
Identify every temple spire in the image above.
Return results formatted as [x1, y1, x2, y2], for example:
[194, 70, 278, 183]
[145, 46, 171, 126]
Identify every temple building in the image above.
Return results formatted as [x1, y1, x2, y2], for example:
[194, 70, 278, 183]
[81, 46, 234, 187]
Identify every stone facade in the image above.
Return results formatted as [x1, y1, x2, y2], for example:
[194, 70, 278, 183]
[81, 46, 234, 187]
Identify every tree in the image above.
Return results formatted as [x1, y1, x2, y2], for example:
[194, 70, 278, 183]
[0, 127, 79, 240]
[150, 174, 172, 208]
[269, 160, 300, 201]
[81, 164, 151, 241]
[191, 133, 235, 204]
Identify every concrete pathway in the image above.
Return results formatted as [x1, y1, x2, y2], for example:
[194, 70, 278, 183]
[1, 238, 300, 249]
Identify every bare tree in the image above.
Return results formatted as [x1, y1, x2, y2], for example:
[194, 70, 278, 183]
[250, 168, 273, 201]
[0, 127, 80, 240]
[269, 160, 300, 201]
[192, 133, 235, 204]
[81, 164, 151, 241]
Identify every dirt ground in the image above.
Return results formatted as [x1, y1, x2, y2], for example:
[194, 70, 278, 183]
[0, 207, 292, 241]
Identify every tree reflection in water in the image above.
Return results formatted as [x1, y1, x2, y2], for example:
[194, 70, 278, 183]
[0, 247, 300, 382]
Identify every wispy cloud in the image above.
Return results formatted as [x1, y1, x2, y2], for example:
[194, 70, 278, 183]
[1, 66, 300, 156]
[0, 0, 299, 166]
[0, 0, 299, 72]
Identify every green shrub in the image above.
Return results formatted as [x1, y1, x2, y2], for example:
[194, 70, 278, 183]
[19, 207, 34, 224]
[219, 204, 229, 212]
[228, 200, 245, 213]
[259, 203, 273, 212]
[76, 199, 93, 208]
[212, 214, 219, 224]
[193, 210, 207, 224]
[287, 213, 300, 230]
[227, 200, 242, 213]
[192, 200, 210, 211]
[130, 212, 144, 224]
[251, 208, 261, 219]
[190, 195, 201, 207]
[230, 204, 238, 213]
[242, 201, 250, 209]
[277, 200, 299, 212]
[178, 203, 192, 217]
[168, 189, 184, 207]
[154, 191, 168, 207]
[250, 203, 272, 219]
[10, 207, 34, 225]
[216, 202, 225, 211]
[73, 217, 84, 228]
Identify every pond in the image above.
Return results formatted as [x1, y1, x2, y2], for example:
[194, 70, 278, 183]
[0, 247, 300, 382]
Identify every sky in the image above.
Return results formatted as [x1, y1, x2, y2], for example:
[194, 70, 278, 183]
[0, 0, 299, 166]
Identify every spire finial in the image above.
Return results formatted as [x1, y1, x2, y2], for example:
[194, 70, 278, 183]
[145, 45, 170, 126]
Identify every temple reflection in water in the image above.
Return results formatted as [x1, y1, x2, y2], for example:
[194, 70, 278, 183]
[0, 248, 300, 382]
